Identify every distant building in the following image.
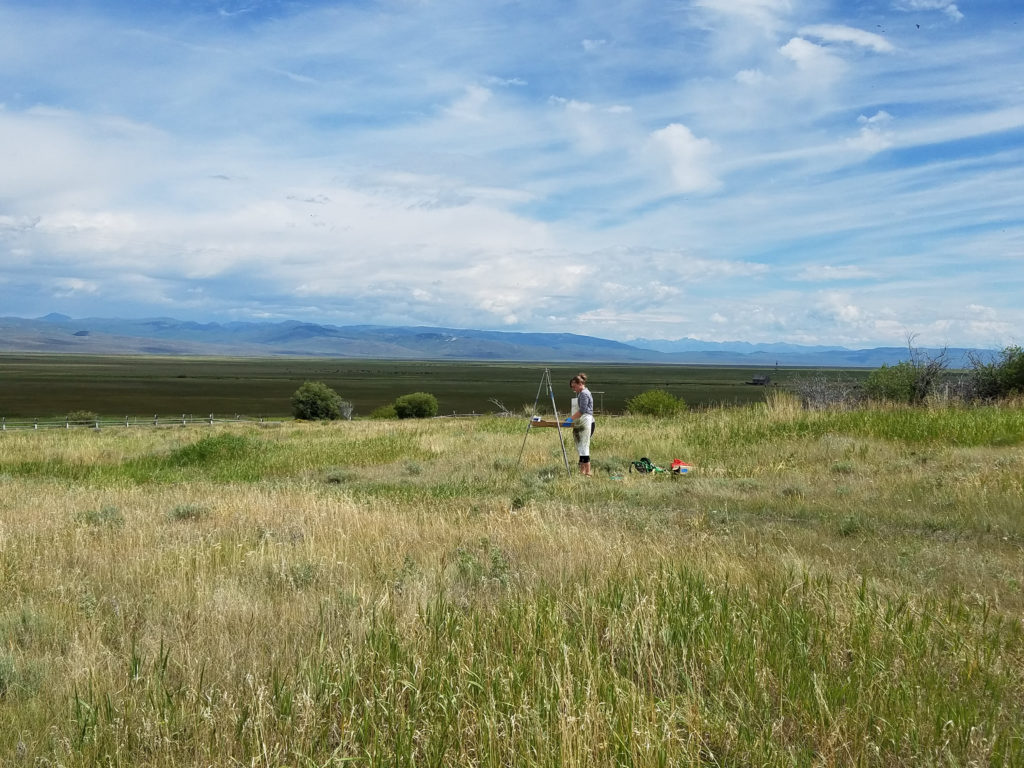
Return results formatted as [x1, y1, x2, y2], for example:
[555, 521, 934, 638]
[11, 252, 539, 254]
[749, 374, 771, 386]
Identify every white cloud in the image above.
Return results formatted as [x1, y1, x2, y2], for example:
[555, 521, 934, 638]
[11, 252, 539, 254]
[0, 215, 41, 234]
[859, 111, 893, 126]
[550, 96, 594, 113]
[967, 304, 994, 319]
[795, 265, 874, 281]
[582, 39, 607, 52]
[444, 85, 493, 121]
[735, 69, 771, 86]
[693, 0, 793, 31]
[817, 292, 864, 323]
[779, 37, 846, 81]
[798, 24, 894, 53]
[688, 0, 794, 69]
[547, 96, 637, 155]
[847, 110, 895, 153]
[648, 124, 721, 194]
[890, 107, 1024, 150]
[53, 278, 99, 297]
[486, 76, 527, 87]
[894, 0, 964, 22]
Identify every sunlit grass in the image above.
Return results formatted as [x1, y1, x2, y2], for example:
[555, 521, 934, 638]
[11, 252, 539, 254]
[0, 403, 1022, 765]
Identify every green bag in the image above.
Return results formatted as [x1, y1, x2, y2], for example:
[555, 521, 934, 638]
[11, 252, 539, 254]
[629, 457, 664, 474]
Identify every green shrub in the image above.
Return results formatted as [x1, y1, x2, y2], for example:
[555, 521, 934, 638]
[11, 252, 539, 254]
[369, 404, 398, 420]
[997, 345, 1024, 394]
[291, 381, 352, 421]
[65, 410, 99, 425]
[625, 389, 687, 417]
[864, 341, 950, 405]
[863, 361, 918, 404]
[970, 345, 1024, 399]
[394, 392, 438, 419]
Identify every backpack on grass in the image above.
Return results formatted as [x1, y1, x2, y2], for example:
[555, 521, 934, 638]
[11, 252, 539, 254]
[629, 457, 664, 474]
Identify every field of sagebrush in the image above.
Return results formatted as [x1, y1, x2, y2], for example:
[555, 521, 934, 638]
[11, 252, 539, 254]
[0, 399, 1022, 766]
[0, 354, 821, 417]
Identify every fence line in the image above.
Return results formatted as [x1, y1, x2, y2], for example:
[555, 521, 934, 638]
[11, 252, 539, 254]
[0, 414, 278, 432]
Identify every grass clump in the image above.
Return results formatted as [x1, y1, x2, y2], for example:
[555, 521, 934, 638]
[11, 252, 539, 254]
[167, 503, 210, 522]
[75, 505, 125, 528]
[324, 467, 357, 484]
[165, 432, 254, 466]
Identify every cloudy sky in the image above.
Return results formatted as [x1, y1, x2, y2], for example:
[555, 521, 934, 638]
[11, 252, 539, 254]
[1, 0, 1022, 347]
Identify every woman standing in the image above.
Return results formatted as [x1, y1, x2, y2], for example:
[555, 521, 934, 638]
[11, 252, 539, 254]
[568, 373, 595, 476]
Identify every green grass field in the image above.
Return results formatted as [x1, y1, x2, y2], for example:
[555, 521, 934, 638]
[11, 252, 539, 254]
[0, 397, 1021, 766]
[0, 354, 867, 418]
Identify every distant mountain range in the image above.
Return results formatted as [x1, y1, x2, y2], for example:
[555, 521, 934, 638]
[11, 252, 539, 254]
[0, 314, 992, 368]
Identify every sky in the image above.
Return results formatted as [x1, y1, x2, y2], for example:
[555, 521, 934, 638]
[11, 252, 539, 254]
[1, 0, 1022, 348]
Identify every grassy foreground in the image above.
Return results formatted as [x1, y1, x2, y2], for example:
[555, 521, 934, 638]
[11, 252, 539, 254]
[0, 399, 1022, 766]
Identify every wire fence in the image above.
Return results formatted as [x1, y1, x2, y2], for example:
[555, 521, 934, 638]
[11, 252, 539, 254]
[1, 410, 583, 432]
[0, 414, 280, 432]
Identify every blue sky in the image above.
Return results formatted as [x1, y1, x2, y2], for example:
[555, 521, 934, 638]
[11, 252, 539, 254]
[1, 0, 1022, 347]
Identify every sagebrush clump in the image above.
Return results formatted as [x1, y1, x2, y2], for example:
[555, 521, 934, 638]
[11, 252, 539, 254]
[393, 392, 438, 419]
[625, 389, 687, 416]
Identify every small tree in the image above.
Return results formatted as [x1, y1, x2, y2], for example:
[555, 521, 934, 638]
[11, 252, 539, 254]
[996, 345, 1024, 395]
[969, 345, 1024, 400]
[904, 337, 949, 404]
[625, 389, 687, 417]
[863, 361, 917, 404]
[291, 381, 352, 421]
[864, 335, 948, 405]
[394, 392, 438, 419]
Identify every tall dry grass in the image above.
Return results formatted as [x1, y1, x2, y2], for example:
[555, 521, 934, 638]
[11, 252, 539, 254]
[0, 405, 1021, 766]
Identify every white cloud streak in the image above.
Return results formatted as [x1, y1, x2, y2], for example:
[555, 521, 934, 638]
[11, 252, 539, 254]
[798, 24, 894, 53]
[894, 0, 964, 22]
